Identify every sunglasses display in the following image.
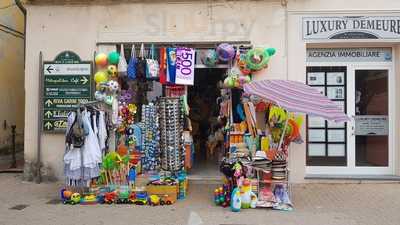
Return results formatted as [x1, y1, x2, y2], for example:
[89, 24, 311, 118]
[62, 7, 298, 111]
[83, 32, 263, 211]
[140, 103, 160, 171]
[158, 97, 185, 171]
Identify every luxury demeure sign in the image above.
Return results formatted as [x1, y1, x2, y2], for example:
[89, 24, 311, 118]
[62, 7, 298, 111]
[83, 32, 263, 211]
[303, 16, 400, 40]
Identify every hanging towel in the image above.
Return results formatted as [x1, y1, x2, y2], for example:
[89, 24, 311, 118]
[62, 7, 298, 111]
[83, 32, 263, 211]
[166, 47, 177, 84]
[159, 47, 167, 84]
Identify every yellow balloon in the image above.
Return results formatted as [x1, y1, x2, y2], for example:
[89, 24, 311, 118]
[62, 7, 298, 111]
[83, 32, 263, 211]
[94, 71, 108, 83]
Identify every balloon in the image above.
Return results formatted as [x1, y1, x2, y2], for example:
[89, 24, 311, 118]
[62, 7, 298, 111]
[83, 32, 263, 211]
[216, 43, 235, 61]
[95, 53, 108, 67]
[108, 51, 120, 65]
[94, 71, 108, 83]
[107, 65, 118, 78]
[200, 49, 218, 67]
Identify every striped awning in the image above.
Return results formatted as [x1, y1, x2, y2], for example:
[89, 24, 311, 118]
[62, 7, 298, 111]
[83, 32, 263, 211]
[243, 79, 350, 122]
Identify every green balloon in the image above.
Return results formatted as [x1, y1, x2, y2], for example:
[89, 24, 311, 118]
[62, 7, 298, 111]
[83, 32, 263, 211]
[108, 51, 120, 65]
[266, 48, 276, 56]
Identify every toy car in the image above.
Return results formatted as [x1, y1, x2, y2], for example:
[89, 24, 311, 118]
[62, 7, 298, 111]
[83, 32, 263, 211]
[160, 195, 174, 205]
[128, 192, 136, 204]
[117, 190, 130, 204]
[149, 195, 160, 206]
[133, 192, 148, 205]
[104, 192, 117, 204]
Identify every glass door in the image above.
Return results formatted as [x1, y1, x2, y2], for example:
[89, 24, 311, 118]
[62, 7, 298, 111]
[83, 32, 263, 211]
[347, 66, 393, 174]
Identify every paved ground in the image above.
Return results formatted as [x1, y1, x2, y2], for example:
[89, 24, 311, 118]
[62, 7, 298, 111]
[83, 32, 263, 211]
[1, 173, 400, 225]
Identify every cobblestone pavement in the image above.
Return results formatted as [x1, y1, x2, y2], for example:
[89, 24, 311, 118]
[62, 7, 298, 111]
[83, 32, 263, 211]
[0, 174, 399, 225]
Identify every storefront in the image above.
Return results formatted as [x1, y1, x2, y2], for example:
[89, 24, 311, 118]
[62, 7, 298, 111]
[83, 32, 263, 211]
[23, 0, 400, 194]
[288, 9, 400, 179]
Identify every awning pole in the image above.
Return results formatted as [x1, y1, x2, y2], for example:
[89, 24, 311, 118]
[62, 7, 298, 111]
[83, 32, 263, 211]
[277, 117, 289, 151]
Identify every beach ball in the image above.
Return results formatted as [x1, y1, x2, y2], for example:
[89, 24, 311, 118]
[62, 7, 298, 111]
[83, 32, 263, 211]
[200, 49, 218, 67]
[94, 71, 108, 84]
[108, 80, 119, 92]
[95, 53, 108, 67]
[216, 43, 235, 61]
[108, 51, 120, 65]
[107, 65, 118, 78]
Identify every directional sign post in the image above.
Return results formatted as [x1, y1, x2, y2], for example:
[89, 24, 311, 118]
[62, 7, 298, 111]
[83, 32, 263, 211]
[42, 51, 92, 132]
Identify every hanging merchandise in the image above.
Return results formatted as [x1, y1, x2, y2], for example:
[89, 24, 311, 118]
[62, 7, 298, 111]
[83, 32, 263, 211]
[64, 104, 109, 187]
[237, 51, 251, 76]
[127, 44, 138, 80]
[108, 51, 120, 65]
[224, 49, 252, 89]
[166, 47, 177, 84]
[136, 43, 147, 80]
[245, 47, 276, 71]
[200, 49, 218, 67]
[158, 97, 184, 171]
[175, 47, 195, 85]
[95, 53, 108, 68]
[216, 43, 235, 62]
[118, 44, 128, 77]
[94, 70, 109, 84]
[159, 47, 167, 84]
[141, 103, 160, 171]
[146, 44, 160, 80]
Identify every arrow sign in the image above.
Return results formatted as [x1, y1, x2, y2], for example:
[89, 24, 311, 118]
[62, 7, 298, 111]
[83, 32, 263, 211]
[80, 76, 88, 85]
[45, 99, 53, 107]
[44, 111, 53, 118]
[44, 121, 53, 130]
[46, 65, 54, 74]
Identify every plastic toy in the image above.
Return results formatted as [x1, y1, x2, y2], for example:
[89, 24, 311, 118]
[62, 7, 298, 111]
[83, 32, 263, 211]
[117, 188, 130, 204]
[149, 195, 160, 206]
[200, 49, 218, 67]
[160, 195, 174, 205]
[133, 191, 148, 205]
[107, 65, 118, 78]
[104, 192, 117, 204]
[94, 71, 108, 84]
[81, 194, 98, 205]
[230, 187, 241, 212]
[240, 179, 257, 209]
[95, 53, 108, 67]
[216, 43, 235, 61]
[128, 192, 136, 203]
[108, 80, 119, 92]
[245, 47, 276, 71]
[108, 51, 120, 65]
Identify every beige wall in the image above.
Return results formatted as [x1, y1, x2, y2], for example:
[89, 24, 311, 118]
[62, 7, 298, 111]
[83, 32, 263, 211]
[0, 0, 25, 149]
[24, 0, 287, 180]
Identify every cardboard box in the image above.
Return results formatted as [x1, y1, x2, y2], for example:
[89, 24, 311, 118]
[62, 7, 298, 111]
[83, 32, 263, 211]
[146, 184, 178, 202]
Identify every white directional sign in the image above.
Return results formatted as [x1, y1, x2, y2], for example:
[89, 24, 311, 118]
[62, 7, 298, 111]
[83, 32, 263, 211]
[43, 63, 91, 75]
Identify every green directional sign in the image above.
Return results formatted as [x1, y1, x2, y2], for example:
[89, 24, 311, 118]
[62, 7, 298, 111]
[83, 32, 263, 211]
[42, 51, 93, 132]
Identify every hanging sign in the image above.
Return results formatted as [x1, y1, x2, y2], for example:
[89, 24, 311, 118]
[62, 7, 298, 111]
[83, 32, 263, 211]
[307, 48, 392, 62]
[175, 47, 195, 85]
[303, 16, 400, 40]
[42, 51, 92, 132]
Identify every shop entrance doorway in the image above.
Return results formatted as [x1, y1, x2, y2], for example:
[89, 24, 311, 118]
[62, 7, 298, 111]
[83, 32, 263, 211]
[188, 68, 226, 178]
